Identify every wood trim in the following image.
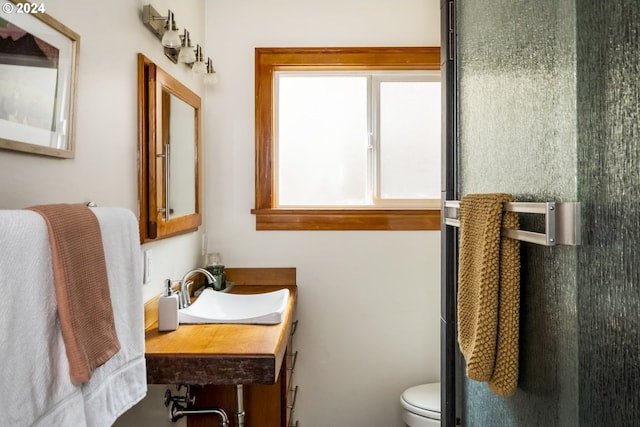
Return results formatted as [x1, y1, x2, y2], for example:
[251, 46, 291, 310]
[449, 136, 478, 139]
[254, 46, 441, 70]
[146, 354, 279, 385]
[225, 267, 297, 286]
[138, 53, 202, 242]
[251, 208, 441, 231]
[253, 47, 441, 231]
[137, 54, 151, 242]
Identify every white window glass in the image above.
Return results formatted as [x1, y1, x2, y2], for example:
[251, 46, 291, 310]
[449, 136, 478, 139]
[378, 80, 441, 200]
[277, 75, 368, 206]
[275, 71, 440, 208]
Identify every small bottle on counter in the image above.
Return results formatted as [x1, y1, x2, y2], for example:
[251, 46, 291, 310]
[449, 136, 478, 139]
[158, 279, 179, 331]
[205, 252, 226, 291]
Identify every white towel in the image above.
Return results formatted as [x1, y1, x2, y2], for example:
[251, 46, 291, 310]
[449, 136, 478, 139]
[0, 207, 146, 427]
[0, 210, 85, 426]
[82, 207, 147, 427]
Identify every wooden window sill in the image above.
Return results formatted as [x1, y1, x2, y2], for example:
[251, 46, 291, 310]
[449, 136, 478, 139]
[251, 208, 441, 231]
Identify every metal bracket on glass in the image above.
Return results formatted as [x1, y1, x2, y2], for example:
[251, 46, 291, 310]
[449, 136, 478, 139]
[443, 200, 581, 246]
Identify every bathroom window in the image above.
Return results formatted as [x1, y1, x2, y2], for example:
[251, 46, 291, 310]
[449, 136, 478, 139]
[253, 47, 441, 230]
[276, 71, 440, 208]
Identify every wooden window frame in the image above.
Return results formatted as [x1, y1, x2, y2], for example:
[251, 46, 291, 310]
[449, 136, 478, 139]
[252, 47, 441, 231]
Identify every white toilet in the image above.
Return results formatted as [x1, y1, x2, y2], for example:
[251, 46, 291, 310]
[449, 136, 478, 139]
[400, 383, 441, 426]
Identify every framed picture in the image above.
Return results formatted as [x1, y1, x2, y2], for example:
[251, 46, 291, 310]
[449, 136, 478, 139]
[0, 0, 79, 158]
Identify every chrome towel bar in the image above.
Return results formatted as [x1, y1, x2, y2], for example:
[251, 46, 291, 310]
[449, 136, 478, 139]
[443, 200, 581, 246]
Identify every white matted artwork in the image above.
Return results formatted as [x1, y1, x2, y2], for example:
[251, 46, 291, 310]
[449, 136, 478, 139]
[0, 0, 79, 158]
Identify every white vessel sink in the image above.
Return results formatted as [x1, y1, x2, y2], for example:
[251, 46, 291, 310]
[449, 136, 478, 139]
[178, 288, 290, 325]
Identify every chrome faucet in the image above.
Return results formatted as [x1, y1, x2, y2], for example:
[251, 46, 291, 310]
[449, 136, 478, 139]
[170, 402, 229, 425]
[179, 268, 217, 309]
[166, 385, 229, 425]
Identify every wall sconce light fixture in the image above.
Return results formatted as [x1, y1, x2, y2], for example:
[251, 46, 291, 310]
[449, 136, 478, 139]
[160, 11, 180, 48]
[192, 45, 207, 74]
[178, 29, 196, 64]
[143, 5, 181, 54]
[142, 4, 217, 84]
[204, 58, 218, 85]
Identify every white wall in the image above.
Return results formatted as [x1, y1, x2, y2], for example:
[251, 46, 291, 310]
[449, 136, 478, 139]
[204, 1, 441, 426]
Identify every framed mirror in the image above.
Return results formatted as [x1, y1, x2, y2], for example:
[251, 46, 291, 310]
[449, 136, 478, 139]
[138, 53, 202, 242]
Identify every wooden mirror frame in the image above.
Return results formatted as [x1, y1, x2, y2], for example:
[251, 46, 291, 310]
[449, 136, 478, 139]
[138, 53, 202, 242]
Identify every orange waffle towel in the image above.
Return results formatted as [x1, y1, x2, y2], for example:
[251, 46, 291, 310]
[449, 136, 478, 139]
[28, 204, 121, 385]
[457, 193, 521, 396]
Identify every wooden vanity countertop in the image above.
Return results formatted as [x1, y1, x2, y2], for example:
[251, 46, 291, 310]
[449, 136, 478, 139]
[144, 268, 297, 385]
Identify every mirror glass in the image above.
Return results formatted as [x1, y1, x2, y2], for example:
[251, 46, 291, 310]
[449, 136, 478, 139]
[167, 91, 197, 219]
[138, 53, 202, 242]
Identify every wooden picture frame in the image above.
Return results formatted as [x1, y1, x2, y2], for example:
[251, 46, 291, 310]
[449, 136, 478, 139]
[0, 0, 80, 158]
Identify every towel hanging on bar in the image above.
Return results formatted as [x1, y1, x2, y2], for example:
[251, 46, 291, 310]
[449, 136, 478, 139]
[456, 193, 521, 396]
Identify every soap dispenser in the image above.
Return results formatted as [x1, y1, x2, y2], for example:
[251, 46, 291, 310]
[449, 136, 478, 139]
[158, 279, 179, 331]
